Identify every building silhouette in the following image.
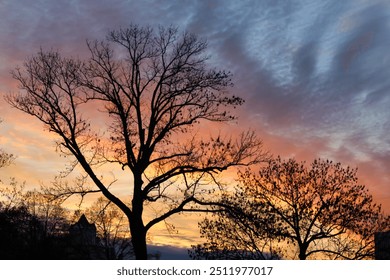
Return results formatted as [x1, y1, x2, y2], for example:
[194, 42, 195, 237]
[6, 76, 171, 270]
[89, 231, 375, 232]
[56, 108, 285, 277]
[375, 231, 390, 260]
[67, 214, 133, 259]
[69, 214, 97, 246]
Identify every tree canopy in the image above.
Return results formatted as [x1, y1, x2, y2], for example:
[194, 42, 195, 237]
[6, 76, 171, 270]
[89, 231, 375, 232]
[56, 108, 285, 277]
[192, 157, 389, 260]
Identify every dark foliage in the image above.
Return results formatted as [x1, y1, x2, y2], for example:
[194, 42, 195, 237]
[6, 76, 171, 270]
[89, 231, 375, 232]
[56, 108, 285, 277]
[0, 205, 67, 259]
[191, 157, 390, 260]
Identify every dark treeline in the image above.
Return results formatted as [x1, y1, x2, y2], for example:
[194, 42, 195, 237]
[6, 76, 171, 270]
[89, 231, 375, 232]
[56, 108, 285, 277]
[0, 204, 69, 259]
[0, 181, 133, 260]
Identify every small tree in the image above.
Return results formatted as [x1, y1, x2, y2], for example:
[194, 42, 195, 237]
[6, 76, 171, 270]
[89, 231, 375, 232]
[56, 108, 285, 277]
[190, 201, 281, 259]
[192, 157, 389, 260]
[86, 197, 133, 259]
[0, 183, 72, 259]
[7, 24, 264, 259]
[0, 150, 13, 169]
[23, 190, 69, 237]
[0, 204, 44, 259]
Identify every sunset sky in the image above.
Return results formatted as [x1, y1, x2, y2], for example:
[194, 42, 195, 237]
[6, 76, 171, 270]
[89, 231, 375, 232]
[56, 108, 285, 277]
[1, 0, 390, 249]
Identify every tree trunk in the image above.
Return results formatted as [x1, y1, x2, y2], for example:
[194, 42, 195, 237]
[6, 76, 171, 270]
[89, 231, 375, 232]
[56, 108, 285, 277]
[130, 218, 148, 260]
[298, 243, 308, 260]
[130, 174, 148, 260]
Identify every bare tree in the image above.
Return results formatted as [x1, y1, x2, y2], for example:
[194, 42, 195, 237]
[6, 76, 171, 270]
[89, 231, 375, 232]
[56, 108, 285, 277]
[0, 150, 13, 169]
[193, 157, 390, 260]
[190, 196, 281, 259]
[22, 189, 69, 237]
[0, 119, 14, 169]
[0, 181, 73, 259]
[85, 197, 133, 259]
[0, 180, 69, 237]
[7, 24, 264, 259]
[0, 178, 25, 210]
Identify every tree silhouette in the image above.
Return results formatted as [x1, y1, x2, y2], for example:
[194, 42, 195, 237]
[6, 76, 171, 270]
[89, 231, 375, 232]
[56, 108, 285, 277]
[0, 150, 13, 169]
[0, 119, 14, 169]
[22, 189, 69, 238]
[192, 157, 389, 260]
[85, 197, 133, 259]
[0, 182, 72, 259]
[7, 24, 264, 259]
[0, 205, 43, 259]
[190, 197, 281, 259]
[0, 183, 131, 259]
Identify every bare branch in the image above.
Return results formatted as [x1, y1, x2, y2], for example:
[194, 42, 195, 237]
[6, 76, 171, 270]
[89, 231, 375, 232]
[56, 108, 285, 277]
[6, 24, 267, 259]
